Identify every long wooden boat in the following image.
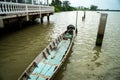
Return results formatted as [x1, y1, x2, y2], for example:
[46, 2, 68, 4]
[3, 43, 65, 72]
[18, 24, 76, 80]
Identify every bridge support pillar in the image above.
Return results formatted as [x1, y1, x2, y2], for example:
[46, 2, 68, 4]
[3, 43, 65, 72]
[0, 16, 4, 28]
[47, 15, 50, 22]
[41, 15, 44, 24]
[18, 20, 22, 29]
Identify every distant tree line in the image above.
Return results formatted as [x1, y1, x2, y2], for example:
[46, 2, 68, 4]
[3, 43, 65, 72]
[78, 5, 98, 11]
[50, 0, 99, 12]
[50, 0, 76, 12]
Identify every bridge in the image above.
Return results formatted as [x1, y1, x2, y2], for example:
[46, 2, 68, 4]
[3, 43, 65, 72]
[0, 1, 54, 28]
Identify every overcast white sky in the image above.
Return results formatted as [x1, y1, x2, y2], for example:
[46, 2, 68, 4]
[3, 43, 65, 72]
[49, 0, 120, 10]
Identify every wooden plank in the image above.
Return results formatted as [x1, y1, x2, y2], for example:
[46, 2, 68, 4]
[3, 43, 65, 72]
[29, 63, 45, 80]
[45, 66, 56, 77]
[41, 64, 51, 75]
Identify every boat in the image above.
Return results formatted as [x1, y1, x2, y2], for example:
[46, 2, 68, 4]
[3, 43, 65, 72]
[18, 24, 76, 80]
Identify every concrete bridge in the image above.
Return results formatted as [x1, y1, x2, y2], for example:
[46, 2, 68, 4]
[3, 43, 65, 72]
[0, 1, 54, 28]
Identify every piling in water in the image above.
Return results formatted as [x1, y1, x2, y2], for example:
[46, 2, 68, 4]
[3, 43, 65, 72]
[82, 11, 86, 21]
[47, 15, 50, 22]
[0, 16, 4, 28]
[75, 11, 78, 35]
[96, 13, 108, 46]
[41, 15, 44, 24]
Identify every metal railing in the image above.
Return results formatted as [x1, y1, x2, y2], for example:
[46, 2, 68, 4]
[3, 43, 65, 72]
[0, 1, 54, 14]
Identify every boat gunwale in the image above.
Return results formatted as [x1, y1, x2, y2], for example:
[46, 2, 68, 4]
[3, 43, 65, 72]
[48, 31, 75, 80]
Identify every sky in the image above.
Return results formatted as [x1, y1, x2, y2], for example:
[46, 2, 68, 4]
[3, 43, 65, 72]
[49, 0, 120, 10]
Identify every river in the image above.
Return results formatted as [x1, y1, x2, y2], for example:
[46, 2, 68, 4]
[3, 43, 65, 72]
[0, 11, 120, 80]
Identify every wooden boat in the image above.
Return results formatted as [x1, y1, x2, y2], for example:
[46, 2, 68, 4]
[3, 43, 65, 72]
[18, 24, 76, 80]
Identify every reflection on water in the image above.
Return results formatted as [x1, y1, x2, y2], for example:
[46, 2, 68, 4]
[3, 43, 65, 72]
[103, 67, 120, 80]
[0, 11, 120, 80]
[91, 46, 101, 62]
[53, 11, 120, 80]
[0, 22, 56, 80]
[92, 46, 102, 67]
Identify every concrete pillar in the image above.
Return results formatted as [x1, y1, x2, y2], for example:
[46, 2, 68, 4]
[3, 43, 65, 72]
[96, 13, 108, 46]
[0, 16, 4, 28]
[47, 16, 49, 22]
[41, 15, 44, 24]
[47, 14, 50, 22]
[26, 5, 29, 21]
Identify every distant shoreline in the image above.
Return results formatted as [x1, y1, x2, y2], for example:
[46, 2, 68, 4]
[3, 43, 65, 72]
[78, 10, 120, 12]
[97, 10, 120, 12]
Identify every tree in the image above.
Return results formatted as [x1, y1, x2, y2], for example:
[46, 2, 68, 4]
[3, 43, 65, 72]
[62, 1, 76, 11]
[51, 0, 62, 12]
[51, 0, 76, 12]
[51, 0, 55, 6]
[63, 1, 70, 7]
[62, 1, 70, 11]
[90, 5, 98, 11]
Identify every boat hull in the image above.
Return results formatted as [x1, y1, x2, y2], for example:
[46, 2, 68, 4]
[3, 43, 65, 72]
[18, 25, 76, 80]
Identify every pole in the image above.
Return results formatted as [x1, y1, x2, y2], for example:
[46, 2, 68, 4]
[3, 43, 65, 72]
[75, 11, 78, 35]
[75, 11, 78, 28]
[82, 11, 86, 21]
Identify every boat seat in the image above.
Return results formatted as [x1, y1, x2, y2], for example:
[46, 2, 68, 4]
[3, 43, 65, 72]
[45, 39, 70, 65]
[29, 62, 56, 80]
[29, 62, 45, 80]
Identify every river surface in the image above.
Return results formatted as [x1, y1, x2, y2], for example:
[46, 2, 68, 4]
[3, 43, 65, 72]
[0, 11, 120, 80]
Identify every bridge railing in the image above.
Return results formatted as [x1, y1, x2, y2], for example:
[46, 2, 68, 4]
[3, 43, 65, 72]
[0, 1, 54, 14]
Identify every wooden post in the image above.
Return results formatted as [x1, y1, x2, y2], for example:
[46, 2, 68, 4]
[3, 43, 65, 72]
[75, 11, 78, 35]
[96, 13, 108, 46]
[82, 11, 86, 21]
[83, 11, 86, 19]
[47, 0, 49, 6]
